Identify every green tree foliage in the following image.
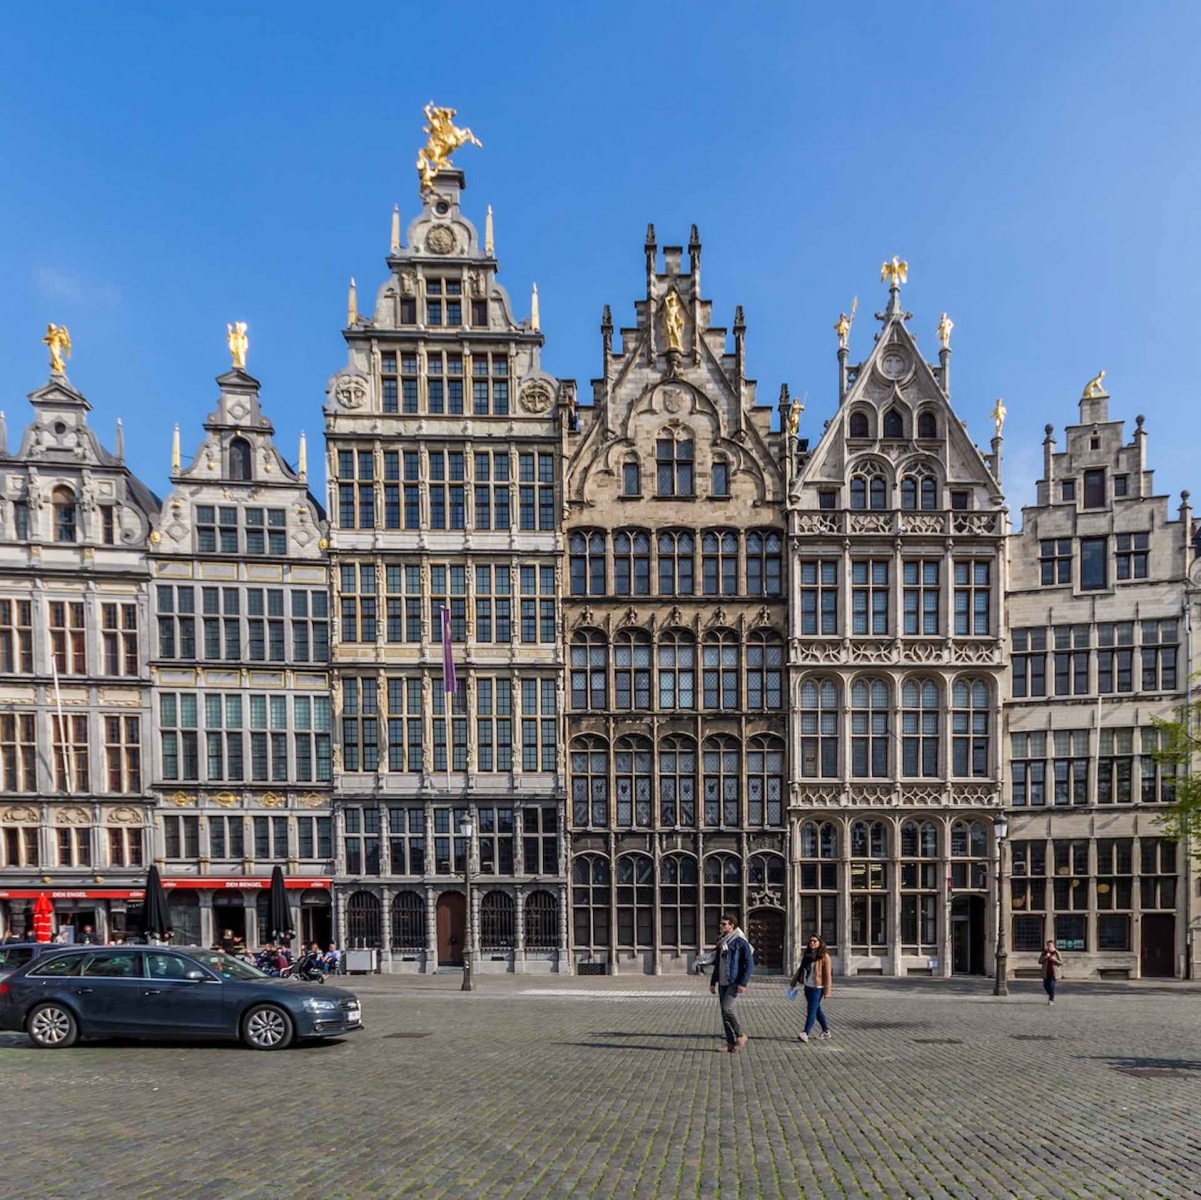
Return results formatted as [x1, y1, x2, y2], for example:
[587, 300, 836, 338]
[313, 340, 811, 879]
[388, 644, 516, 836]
[1151, 704, 1201, 852]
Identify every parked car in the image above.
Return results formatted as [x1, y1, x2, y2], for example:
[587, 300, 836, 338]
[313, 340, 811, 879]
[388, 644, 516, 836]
[0, 946, 362, 1050]
[0, 943, 74, 980]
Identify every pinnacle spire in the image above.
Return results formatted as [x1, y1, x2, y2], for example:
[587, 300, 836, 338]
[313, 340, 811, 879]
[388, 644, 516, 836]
[485, 205, 494, 256]
[531, 283, 540, 332]
[171, 424, 181, 474]
[390, 205, 401, 254]
[347, 277, 358, 326]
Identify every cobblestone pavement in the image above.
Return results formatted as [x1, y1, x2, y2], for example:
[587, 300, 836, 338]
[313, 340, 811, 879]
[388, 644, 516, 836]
[2, 973, 1200, 1200]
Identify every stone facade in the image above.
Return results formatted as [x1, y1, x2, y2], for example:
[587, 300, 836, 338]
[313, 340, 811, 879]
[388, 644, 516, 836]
[325, 169, 571, 973]
[787, 282, 1008, 977]
[563, 226, 788, 974]
[146, 365, 333, 950]
[1006, 387, 1197, 978]
[0, 366, 159, 940]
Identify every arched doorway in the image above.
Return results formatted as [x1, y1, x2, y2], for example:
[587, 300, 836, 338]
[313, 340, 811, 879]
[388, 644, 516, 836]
[951, 894, 986, 974]
[300, 889, 332, 949]
[747, 908, 785, 972]
[436, 892, 465, 965]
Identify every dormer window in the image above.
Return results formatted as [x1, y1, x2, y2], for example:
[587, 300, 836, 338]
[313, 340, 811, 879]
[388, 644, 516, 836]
[53, 486, 77, 543]
[848, 412, 870, 438]
[1083, 469, 1106, 509]
[883, 409, 904, 439]
[917, 412, 937, 439]
[229, 437, 252, 482]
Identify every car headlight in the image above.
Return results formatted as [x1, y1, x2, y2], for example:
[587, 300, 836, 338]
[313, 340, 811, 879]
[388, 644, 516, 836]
[303, 997, 340, 1013]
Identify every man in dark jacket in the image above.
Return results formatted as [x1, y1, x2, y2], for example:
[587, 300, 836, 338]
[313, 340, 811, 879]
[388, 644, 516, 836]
[709, 913, 753, 1052]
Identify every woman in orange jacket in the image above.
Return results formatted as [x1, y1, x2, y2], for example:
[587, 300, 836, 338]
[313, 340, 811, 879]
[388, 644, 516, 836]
[790, 935, 833, 1043]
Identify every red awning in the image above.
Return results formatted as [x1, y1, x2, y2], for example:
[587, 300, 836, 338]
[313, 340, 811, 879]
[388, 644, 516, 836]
[160, 878, 331, 891]
[0, 880, 330, 901]
[0, 889, 145, 901]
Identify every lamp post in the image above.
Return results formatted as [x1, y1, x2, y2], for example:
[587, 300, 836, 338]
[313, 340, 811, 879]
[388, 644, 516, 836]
[993, 810, 1009, 997]
[460, 816, 475, 992]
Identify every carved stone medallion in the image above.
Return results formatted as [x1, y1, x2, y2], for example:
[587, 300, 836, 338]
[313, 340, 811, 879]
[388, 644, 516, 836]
[334, 374, 369, 410]
[426, 225, 457, 255]
[520, 381, 554, 414]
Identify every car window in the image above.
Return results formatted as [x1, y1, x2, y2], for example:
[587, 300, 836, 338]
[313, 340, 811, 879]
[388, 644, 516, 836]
[82, 951, 143, 978]
[188, 952, 268, 982]
[145, 953, 207, 981]
[0, 948, 33, 969]
[29, 954, 84, 977]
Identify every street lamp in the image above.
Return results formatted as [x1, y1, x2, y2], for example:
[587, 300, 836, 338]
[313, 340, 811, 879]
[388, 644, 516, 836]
[993, 810, 1009, 997]
[460, 816, 475, 993]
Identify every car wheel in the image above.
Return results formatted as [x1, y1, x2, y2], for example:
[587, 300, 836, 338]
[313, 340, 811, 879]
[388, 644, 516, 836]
[28, 1003, 79, 1049]
[242, 1004, 294, 1051]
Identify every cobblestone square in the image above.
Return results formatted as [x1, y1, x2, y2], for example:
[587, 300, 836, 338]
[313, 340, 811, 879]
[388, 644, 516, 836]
[1, 975, 1199, 1199]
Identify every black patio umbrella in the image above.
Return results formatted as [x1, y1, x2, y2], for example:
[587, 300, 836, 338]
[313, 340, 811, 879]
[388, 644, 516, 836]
[143, 864, 172, 943]
[267, 865, 292, 944]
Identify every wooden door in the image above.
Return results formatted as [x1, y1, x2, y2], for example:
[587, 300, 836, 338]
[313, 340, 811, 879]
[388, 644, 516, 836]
[437, 892, 465, 966]
[747, 908, 785, 971]
[1140, 914, 1175, 978]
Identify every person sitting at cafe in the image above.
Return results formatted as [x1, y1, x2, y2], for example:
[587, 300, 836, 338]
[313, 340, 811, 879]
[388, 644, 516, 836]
[324, 943, 342, 975]
[79, 924, 101, 945]
[220, 928, 235, 953]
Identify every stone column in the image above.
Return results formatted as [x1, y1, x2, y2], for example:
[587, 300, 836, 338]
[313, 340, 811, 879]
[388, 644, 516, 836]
[558, 882, 571, 975]
[514, 886, 525, 974]
[379, 884, 393, 971]
[199, 891, 214, 950]
[425, 883, 438, 973]
[838, 816, 852, 975]
[889, 814, 903, 976]
[243, 892, 258, 950]
[651, 836, 662, 975]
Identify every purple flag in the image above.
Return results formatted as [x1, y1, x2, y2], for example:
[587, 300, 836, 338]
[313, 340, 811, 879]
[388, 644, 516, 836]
[441, 605, 457, 695]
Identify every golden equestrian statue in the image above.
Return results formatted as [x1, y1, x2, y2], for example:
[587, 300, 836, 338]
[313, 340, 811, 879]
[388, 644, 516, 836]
[834, 296, 858, 349]
[991, 397, 1007, 438]
[227, 322, 249, 370]
[43, 323, 71, 374]
[881, 256, 908, 287]
[1082, 369, 1107, 399]
[416, 102, 482, 197]
[662, 291, 685, 353]
[937, 312, 954, 349]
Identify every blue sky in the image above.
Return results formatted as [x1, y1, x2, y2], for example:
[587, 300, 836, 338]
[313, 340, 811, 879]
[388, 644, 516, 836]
[2, 3, 1198, 517]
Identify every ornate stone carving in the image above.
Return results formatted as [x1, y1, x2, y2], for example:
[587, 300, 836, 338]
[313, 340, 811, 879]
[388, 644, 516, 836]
[901, 640, 944, 663]
[795, 785, 842, 807]
[899, 784, 945, 806]
[848, 784, 895, 806]
[425, 225, 457, 255]
[951, 512, 1000, 535]
[848, 512, 894, 535]
[298, 793, 326, 808]
[400, 271, 417, 295]
[950, 783, 998, 806]
[520, 380, 554, 414]
[166, 792, 196, 807]
[106, 806, 143, 825]
[849, 639, 893, 663]
[795, 639, 843, 664]
[467, 269, 485, 298]
[333, 373, 369, 410]
[2, 805, 39, 823]
[795, 512, 843, 535]
[901, 513, 946, 535]
[210, 791, 239, 808]
[259, 792, 287, 809]
[951, 640, 999, 664]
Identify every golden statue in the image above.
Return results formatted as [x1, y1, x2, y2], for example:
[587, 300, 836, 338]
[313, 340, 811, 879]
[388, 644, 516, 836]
[416, 102, 482, 196]
[1082, 369, 1107, 399]
[227, 322, 249, 370]
[834, 296, 858, 349]
[881, 256, 909, 287]
[43, 324, 71, 374]
[991, 397, 1007, 438]
[937, 312, 954, 349]
[786, 395, 805, 438]
[662, 290, 684, 353]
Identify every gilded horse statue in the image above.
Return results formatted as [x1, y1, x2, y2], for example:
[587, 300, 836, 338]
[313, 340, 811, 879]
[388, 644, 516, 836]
[416, 103, 482, 196]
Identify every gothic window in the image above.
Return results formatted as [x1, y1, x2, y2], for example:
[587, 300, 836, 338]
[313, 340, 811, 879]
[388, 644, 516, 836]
[572, 855, 611, 947]
[883, 409, 904, 438]
[660, 855, 699, 948]
[952, 679, 991, 777]
[951, 820, 989, 890]
[900, 468, 939, 511]
[53, 486, 77, 543]
[800, 820, 837, 859]
[900, 820, 938, 945]
[901, 820, 939, 858]
[745, 529, 782, 596]
[702, 530, 739, 596]
[613, 629, 652, 711]
[799, 678, 839, 778]
[615, 854, 654, 947]
[656, 435, 694, 497]
[657, 630, 696, 709]
[569, 632, 607, 711]
[390, 890, 425, 949]
[848, 411, 870, 438]
[703, 854, 742, 944]
[702, 630, 739, 711]
[622, 460, 641, 497]
[570, 735, 609, 827]
[229, 437, 253, 481]
[849, 463, 887, 511]
[614, 529, 651, 595]
[658, 531, 695, 595]
[702, 735, 741, 827]
[524, 890, 559, 951]
[658, 735, 697, 825]
[745, 631, 784, 710]
[901, 679, 940, 777]
[614, 735, 653, 827]
[748, 853, 786, 905]
[851, 820, 888, 859]
[746, 734, 784, 826]
[480, 891, 516, 950]
[851, 678, 890, 777]
[917, 411, 938, 439]
[569, 531, 606, 596]
[799, 823, 838, 947]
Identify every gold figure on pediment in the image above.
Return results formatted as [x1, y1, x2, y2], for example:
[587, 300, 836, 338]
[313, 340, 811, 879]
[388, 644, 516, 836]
[936, 312, 953, 349]
[881, 256, 908, 287]
[416, 102, 482, 197]
[662, 291, 684, 353]
[227, 322, 248, 370]
[1082, 369, 1107, 399]
[43, 324, 71, 374]
[991, 397, 1007, 437]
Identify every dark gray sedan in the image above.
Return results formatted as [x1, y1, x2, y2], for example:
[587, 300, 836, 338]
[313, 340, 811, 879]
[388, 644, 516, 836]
[0, 946, 362, 1050]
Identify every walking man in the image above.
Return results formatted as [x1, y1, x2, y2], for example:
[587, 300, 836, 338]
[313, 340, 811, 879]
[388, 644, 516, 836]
[1039, 939, 1062, 1004]
[709, 913, 753, 1053]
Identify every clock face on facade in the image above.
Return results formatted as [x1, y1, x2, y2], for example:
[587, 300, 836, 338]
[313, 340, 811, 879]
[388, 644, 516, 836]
[881, 351, 908, 380]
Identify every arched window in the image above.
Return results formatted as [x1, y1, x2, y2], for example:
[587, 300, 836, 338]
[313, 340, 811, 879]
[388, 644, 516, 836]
[614, 735, 653, 827]
[658, 735, 697, 825]
[848, 411, 870, 438]
[480, 891, 516, 949]
[800, 821, 838, 859]
[569, 631, 607, 711]
[346, 890, 382, 948]
[229, 436, 253, 481]
[657, 629, 696, 709]
[798, 826, 838, 947]
[901, 820, 939, 858]
[702, 630, 739, 711]
[902, 466, 939, 511]
[851, 678, 890, 777]
[657, 531, 695, 595]
[569, 531, 605, 596]
[851, 820, 888, 859]
[702, 735, 741, 827]
[53, 486, 77, 543]
[702, 530, 739, 596]
[870, 477, 887, 509]
[901, 678, 940, 777]
[571, 855, 611, 947]
[917, 411, 937, 439]
[524, 889, 559, 951]
[746, 631, 784, 710]
[799, 678, 839, 777]
[570, 735, 609, 827]
[849, 463, 888, 511]
[615, 854, 654, 947]
[746, 529, 782, 596]
[703, 854, 743, 944]
[747, 734, 784, 826]
[656, 433, 694, 496]
[660, 855, 699, 948]
[951, 820, 989, 890]
[883, 408, 904, 439]
[749, 852, 786, 902]
[622, 459, 641, 497]
[614, 529, 650, 595]
[613, 629, 652, 710]
[952, 679, 991, 777]
[390, 890, 425, 949]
